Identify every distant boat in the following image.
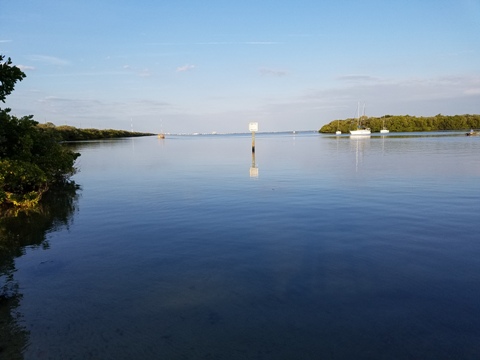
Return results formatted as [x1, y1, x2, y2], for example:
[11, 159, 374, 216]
[350, 128, 371, 135]
[380, 117, 389, 133]
[350, 102, 371, 136]
[466, 129, 478, 136]
[335, 119, 341, 134]
[158, 118, 166, 139]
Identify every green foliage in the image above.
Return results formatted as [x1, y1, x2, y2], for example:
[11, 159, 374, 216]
[37, 124, 153, 141]
[56, 125, 151, 140]
[0, 110, 80, 208]
[0, 55, 80, 209]
[0, 55, 26, 103]
[319, 114, 480, 133]
[0, 160, 47, 206]
[0, 110, 37, 159]
[32, 125, 80, 181]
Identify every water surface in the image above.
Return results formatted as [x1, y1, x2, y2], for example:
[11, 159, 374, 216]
[2, 132, 480, 359]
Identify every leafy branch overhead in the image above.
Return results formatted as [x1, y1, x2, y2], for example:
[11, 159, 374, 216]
[0, 55, 26, 103]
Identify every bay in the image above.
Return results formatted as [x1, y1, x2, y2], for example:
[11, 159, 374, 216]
[2, 132, 480, 359]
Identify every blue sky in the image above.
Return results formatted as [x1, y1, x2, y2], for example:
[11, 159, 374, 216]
[1, 0, 479, 133]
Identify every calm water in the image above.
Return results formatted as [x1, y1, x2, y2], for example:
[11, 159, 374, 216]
[1, 132, 480, 359]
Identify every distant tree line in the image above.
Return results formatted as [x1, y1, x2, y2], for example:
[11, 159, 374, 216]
[37, 123, 154, 141]
[319, 114, 480, 133]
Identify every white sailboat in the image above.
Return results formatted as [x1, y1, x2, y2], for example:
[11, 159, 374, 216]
[350, 128, 371, 135]
[335, 119, 341, 135]
[380, 117, 389, 133]
[350, 103, 371, 135]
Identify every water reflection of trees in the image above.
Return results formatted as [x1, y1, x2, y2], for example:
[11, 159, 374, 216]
[0, 182, 80, 359]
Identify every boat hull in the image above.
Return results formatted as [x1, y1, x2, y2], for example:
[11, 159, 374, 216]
[350, 129, 371, 135]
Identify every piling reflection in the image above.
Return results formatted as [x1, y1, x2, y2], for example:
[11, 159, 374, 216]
[0, 183, 80, 359]
[250, 151, 258, 178]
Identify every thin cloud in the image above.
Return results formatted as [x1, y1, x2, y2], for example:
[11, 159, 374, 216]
[194, 41, 281, 46]
[337, 75, 380, 82]
[138, 68, 152, 77]
[243, 41, 281, 45]
[290, 74, 480, 114]
[28, 55, 70, 66]
[195, 42, 233, 45]
[176, 64, 196, 72]
[28, 71, 125, 78]
[0, 40, 12, 43]
[37, 96, 172, 118]
[288, 34, 314, 38]
[464, 88, 480, 95]
[259, 67, 287, 77]
[17, 65, 35, 71]
[122, 64, 152, 77]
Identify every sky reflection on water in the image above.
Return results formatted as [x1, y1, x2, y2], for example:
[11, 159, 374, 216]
[3, 132, 480, 359]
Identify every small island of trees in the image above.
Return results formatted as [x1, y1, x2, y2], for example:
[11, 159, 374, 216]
[319, 114, 480, 133]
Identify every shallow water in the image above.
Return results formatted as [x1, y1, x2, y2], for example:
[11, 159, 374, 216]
[2, 132, 480, 359]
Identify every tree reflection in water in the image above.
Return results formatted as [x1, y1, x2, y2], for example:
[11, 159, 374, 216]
[0, 183, 80, 359]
